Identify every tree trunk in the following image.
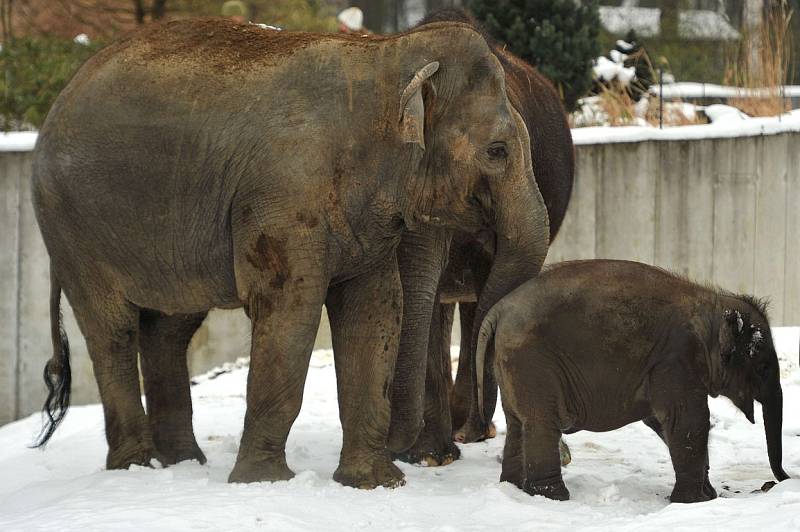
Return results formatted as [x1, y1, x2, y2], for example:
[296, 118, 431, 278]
[133, 0, 145, 24]
[152, 0, 167, 20]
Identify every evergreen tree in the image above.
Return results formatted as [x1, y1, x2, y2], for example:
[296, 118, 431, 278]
[468, 0, 600, 111]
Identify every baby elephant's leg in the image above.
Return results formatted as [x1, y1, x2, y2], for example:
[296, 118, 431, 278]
[643, 416, 716, 500]
[521, 421, 568, 500]
[500, 406, 523, 487]
[654, 399, 713, 503]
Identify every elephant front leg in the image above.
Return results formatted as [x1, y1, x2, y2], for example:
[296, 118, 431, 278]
[653, 398, 713, 503]
[644, 416, 715, 500]
[228, 284, 326, 484]
[327, 256, 405, 489]
[394, 302, 461, 466]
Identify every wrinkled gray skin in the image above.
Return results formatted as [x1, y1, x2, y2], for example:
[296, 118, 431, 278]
[476, 260, 789, 502]
[32, 19, 549, 489]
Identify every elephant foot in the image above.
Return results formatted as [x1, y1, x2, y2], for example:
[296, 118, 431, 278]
[155, 438, 207, 466]
[500, 469, 523, 488]
[523, 476, 570, 501]
[702, 478, 718, 501]
[106, 439, 167, 470]
[334, 452, 406, 489]
[670, 481, 715, 503]
[228, 455, 294, 484]
[392, 440, 461, 467]
[453, 420, 496, 443]
[559, 438, 571, 467]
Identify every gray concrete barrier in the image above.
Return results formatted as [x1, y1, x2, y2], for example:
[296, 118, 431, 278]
[2, 131, 798, 424]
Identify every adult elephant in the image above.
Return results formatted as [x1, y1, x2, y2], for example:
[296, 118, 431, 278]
[388, 9, 575, 465]
[32, 18, 550, 489]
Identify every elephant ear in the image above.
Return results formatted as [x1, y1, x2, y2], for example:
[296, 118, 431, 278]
[719, 309, 748, 365]
[398, 61, 439, 150]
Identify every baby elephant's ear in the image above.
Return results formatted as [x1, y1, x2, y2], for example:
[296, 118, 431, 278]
[398, 61, 439, 150]
[719, 309, 744, 365]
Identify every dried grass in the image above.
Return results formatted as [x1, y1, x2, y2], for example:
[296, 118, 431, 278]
[587, 49, 705, 128]
[725, 1, 794, 117]
[595, 82, 640, 126]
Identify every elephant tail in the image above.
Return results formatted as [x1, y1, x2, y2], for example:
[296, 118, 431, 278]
[475, 305, 499, 424]
[33, 269, 72, 447]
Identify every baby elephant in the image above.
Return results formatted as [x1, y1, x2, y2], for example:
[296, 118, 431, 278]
[476, 259, 789, 503]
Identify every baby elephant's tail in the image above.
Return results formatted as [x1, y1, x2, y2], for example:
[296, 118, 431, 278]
[475, 306, 500, 424]
[33, 268, 72, 447]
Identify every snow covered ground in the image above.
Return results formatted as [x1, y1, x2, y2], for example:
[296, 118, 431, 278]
[1, 329, 800, 531]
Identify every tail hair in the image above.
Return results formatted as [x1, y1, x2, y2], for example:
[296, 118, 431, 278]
[33, 272, 72, 447]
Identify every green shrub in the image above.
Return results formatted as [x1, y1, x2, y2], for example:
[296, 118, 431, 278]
[468, 0, 601, 111]
[0, 37, 103, 130]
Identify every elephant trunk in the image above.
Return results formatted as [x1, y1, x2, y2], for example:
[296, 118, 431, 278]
[387, 229, 450, 453]
[470, 156, 550, 424]
[762, 381, 789, 481]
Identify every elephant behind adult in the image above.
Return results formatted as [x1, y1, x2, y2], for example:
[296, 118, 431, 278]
[388, 9, 574, 463]
[32, 18, 551, 489]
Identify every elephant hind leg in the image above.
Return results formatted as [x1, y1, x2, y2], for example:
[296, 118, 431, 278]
[520, 420, 569, 500]
[139, 309, 208, 465]
[500, 406, 523, 487]
[70, 290, 164, 469]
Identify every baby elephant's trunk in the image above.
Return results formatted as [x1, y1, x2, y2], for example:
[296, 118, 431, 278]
[33, 268, 72, 447]
[762, 382, 789, 481]
[475, 306, 500, 422]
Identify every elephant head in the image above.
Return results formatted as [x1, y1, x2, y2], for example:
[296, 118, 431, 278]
[388, 25, 550, 449]
[716, 303, 789, 482]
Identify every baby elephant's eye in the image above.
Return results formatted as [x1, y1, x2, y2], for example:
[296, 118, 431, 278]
[487, 142, 508, 160]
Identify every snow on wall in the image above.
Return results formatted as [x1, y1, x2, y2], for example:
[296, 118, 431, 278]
[571, 109, 800, 145]
[0, 132, 37, 152]
[651, 83, 800, 100]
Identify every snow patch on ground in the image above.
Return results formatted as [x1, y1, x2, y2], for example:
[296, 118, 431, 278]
[1, 329, 799, 530]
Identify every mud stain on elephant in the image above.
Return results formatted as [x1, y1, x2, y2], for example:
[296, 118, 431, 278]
[246, 234, 291, 289]
[296, 211, 319, 229]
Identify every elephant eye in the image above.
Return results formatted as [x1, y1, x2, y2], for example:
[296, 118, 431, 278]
[487, 142, 508, 160]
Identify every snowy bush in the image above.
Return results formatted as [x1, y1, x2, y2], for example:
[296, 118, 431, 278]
[0, 36, 103, 130]
[468, 0, 601, 111]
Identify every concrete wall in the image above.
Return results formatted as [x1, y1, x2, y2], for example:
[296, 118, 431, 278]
[2, 131, 798, 424]
[547, 133, 800, 326]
